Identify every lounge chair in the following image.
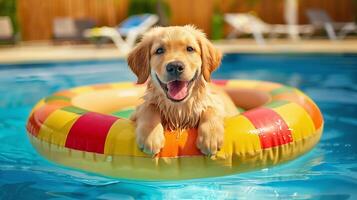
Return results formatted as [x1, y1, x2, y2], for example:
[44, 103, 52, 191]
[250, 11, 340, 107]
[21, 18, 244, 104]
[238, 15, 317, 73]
[224, 13, 314, 44]
[306, 9, 357, 40]
[0, 16, 15, 44]
[53, 17, 96, 43]
[84, 14, 159, 53]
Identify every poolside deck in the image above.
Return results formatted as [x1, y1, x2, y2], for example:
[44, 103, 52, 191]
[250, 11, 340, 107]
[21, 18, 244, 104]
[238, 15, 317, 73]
[1, 39, 357, 64]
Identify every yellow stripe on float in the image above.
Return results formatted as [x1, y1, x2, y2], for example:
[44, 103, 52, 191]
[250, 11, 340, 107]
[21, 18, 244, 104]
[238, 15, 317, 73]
[226, 80, 259, 89]
[217, 115, 261, 159]
[37, 109, 80, 146]
[110, 82, 137, 89]
[104, 119, 148, 157]
[273, 103, 315, 142]
[255, 82, 283, 92]
[70, 86, 95, 94]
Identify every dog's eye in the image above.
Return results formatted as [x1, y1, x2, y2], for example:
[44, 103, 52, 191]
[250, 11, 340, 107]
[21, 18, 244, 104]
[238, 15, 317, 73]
[155, 47, 165, 55]
[186, 46, 194, 52]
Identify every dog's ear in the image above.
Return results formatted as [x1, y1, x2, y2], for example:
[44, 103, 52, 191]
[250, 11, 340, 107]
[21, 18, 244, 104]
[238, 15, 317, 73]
[195, 29, 222, 82]
[127, 40, 151, 84]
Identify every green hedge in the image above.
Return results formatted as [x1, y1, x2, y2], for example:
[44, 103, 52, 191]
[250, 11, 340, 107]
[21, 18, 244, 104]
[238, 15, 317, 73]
[0, 0, 17, 34]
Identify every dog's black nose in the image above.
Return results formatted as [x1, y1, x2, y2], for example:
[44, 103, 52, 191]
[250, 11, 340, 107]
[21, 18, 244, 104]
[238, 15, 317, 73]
[166, 61, 184, 76]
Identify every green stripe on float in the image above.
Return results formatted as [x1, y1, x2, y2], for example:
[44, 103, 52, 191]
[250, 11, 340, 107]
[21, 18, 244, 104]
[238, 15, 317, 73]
[45, 96, 71, 102]
[62, 106, 88, 115]
[264, 100, 290, 109]
[237, 107, 245, 113]
[270, 86, 294, 96]
[112, 108, 135, 119]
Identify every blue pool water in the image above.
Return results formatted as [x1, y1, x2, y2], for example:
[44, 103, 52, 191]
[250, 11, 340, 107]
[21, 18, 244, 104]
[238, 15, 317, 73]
[1, 53, 357, 199]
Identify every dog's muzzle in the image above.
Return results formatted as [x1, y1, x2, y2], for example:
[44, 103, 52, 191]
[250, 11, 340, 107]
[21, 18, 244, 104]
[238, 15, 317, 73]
[156, 70, 198, 102]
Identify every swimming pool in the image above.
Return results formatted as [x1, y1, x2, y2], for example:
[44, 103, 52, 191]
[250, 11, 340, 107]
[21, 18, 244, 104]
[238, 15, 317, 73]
[1, 53, 356, 199]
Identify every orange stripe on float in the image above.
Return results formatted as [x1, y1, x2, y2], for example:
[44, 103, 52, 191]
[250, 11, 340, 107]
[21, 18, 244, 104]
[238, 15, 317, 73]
[92, 84, 113, 90]
[106, 121, 202, 157]
[26, 103, 68, 136]
[255, 82, 283, 92]
[273, 91, 323, 130]
[29, 99, 45, 116]
[159, 129, 202, 157]
[53, 90, 77, 98]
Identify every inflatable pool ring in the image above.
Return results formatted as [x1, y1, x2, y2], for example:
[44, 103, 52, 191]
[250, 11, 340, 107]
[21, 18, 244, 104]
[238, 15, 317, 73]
[26, 80, 324, 180]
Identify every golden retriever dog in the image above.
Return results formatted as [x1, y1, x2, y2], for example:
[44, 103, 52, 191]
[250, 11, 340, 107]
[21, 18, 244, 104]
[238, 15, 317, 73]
[127, 25, 238, 156]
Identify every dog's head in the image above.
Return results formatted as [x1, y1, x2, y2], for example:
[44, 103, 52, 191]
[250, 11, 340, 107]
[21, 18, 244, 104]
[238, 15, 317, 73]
[128, 25, 222, 102]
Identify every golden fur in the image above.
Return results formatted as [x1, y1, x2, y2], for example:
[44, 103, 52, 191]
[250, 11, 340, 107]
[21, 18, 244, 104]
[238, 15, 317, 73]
[127, 25, 238, 155]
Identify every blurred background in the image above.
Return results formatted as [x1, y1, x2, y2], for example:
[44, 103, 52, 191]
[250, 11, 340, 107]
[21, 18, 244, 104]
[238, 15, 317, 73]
[1, 0, 356, 44]
[0, 0, 356, 63]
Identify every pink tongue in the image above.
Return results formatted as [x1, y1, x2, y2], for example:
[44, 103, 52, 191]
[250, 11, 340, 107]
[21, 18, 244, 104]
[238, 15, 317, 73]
[167, 81, 188, 100]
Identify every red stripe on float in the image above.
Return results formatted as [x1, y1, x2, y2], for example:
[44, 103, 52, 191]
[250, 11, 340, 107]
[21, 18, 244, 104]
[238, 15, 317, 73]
[65, 112, 118, 154]
[212, 80, 228, 86]
[243, 108, 293, 149]
[27, 114, 41, 136]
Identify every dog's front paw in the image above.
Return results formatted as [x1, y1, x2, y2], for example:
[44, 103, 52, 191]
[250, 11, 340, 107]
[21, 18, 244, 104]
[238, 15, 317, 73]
[197, 120, 224, 156]
[136, 123, 165, 155]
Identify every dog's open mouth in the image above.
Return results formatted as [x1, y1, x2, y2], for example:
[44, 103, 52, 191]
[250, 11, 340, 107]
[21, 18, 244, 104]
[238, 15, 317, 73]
[156, 71, 198, 102]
